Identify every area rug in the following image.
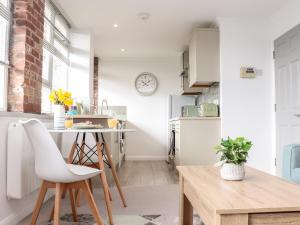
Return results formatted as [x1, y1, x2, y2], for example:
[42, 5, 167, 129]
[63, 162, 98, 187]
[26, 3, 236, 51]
[20, 184, 204, 225]
[52, 213, 203, 225]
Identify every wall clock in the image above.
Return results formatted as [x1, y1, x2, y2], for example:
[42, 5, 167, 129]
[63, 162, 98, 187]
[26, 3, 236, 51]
[135, 72, 158, 96]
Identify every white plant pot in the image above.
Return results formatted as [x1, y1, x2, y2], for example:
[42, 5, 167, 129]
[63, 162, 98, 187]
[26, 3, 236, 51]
[53, 104, 65, 130]
[220, 163, 245, 181]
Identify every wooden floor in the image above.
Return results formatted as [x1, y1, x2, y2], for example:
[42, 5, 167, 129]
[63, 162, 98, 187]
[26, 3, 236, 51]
[118, 160, 179, 187]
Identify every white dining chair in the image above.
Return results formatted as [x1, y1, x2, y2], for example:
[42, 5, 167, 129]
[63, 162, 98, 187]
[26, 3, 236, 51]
[21, 119, 104, 225]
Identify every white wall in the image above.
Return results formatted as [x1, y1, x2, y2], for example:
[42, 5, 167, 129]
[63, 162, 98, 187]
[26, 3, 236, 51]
[69, 31, 94, 110]
[0, 114, 58, 225]
[217, 18, 275, 174]
[99, 57, 181, 160]
[269, 0, 300, 41]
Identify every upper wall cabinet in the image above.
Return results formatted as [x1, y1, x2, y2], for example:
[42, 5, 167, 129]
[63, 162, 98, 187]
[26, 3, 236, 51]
[189, 28, 220, 87]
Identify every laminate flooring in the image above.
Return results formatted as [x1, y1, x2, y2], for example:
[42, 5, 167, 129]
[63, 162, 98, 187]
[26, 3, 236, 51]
[118, 160, 179, 187]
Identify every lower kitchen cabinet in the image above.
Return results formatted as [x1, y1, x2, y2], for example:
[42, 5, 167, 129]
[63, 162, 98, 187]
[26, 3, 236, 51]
[169, 118, 220, 166]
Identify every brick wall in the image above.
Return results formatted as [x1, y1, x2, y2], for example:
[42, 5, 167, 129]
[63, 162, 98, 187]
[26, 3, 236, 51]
[92, 57, 99, 112]
[8, 0, 45, 113]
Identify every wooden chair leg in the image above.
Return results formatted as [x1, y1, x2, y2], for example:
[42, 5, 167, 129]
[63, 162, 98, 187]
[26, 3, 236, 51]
[54, 183, 63, 225]
[75, 188, 81, 207]
[30, 181, 48, 225]
[49, 184, 66, 221]
[69, 188, 77, 222]
[81, 181, 104, 225]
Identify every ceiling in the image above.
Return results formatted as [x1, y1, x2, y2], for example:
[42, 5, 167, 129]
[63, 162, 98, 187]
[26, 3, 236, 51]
[56, 0, 290, 58]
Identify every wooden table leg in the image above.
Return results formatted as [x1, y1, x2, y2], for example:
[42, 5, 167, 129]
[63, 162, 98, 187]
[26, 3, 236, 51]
[67, 133, 80, 164]
[75, 133, 87, 207]
[62, 133, 80, 199]
[95, 133, 114, 225]
[101, 133, 127, 207]
[180, 174, 193, 225]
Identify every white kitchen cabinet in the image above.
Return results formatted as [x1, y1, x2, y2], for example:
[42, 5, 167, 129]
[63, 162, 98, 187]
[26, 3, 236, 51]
[170, 117, 220, 166]
[189, 28, 220, 87]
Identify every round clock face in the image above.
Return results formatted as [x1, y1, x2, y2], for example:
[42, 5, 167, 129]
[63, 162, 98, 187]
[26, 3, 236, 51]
[135, 72, 158, 96]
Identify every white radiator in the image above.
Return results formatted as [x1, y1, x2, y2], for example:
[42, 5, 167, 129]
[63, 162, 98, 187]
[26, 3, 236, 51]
[7, 122, 41, 199]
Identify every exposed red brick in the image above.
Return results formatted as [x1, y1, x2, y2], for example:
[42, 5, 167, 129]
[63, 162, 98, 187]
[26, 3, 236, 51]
[8, 0, 45, 114]
[91, 57, 99, 113]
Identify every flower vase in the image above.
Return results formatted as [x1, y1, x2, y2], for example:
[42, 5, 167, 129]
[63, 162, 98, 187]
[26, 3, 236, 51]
[53, 104, 65, 129]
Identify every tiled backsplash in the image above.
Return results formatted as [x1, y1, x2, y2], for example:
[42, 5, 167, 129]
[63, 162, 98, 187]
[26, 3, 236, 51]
[196, 83, 220, 105]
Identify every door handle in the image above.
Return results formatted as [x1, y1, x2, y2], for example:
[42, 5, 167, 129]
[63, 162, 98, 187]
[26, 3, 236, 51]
[294, 114, 300, 117]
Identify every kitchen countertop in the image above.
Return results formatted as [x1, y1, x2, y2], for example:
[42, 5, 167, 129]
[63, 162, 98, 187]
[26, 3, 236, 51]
[73, 114, 112, 119]
[169, 117, 220, 121]
[73, 114, 127, 121]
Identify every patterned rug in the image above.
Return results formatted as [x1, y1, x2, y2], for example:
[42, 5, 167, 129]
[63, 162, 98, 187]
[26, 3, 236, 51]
[48, 213, 203, 225]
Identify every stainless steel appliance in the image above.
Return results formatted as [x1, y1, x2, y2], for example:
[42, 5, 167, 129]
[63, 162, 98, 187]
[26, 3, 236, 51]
[118, 121, 126, 168]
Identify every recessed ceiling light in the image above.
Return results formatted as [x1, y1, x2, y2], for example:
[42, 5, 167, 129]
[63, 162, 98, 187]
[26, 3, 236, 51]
[113, 24, 119, 28]
[121, 48, 125, 52]
[138, 12, 150, 21]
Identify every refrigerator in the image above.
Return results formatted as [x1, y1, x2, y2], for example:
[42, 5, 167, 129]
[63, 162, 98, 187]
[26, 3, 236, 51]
[168, 95, 196, 119]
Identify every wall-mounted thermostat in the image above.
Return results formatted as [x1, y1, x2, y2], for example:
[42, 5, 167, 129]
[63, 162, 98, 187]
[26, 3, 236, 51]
[240, 67, 256, 78]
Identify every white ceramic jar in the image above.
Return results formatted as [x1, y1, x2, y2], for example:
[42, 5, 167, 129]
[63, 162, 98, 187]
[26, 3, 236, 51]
[220, 163, 245, 181]
[53, 104, 65, 130]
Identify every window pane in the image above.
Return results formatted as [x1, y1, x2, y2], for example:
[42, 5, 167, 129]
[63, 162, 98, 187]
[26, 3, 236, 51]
[41, 85, 51, 113]
[42, 49, 51, 81]
[44, 2, 53, 21]
[0, 65, 6, 110]
[52, 56, 68, 90]
[55, 15, 69, 38]
[0, 0, 8, 7]
[54, 39, 68, 57]
[0, 16, 8, 61]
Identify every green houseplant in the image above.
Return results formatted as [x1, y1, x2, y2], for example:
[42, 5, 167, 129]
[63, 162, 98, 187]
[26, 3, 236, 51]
[215, 137, 252, 180]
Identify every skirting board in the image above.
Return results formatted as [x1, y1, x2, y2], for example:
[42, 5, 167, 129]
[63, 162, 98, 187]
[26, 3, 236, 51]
[126, 155, 167, 161]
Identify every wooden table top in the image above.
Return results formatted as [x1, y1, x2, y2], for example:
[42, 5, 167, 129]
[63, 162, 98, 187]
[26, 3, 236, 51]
[177, 166, 300, 214]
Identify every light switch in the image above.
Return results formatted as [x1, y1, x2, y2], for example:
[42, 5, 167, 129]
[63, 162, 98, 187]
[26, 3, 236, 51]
[240, 67, 256, 78]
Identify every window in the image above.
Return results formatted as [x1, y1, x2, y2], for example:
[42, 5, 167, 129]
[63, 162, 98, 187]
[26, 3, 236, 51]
[0, 0, 10, 111]
[42, 0, 71, 113]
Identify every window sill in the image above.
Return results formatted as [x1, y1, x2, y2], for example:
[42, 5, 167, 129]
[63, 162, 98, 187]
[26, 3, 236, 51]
[0, 111, 53, 119]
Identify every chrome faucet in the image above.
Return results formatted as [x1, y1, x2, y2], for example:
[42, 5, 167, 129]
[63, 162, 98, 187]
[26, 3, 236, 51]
[101, 99, 109, 115]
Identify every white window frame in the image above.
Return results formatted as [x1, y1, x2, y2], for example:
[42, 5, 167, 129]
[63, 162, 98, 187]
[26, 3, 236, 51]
[0, 0, 11, 111]
[42, 0, 71, 113]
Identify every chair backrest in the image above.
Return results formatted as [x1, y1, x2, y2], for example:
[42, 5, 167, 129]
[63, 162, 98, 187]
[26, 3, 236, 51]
[20, 119, 71, 181]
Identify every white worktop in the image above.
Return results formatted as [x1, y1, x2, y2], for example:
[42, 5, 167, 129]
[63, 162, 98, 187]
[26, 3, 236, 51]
[169, 117, 220, 122]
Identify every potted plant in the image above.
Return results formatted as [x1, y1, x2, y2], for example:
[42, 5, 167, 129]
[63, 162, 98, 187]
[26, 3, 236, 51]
[49, 89, 73, 129]
[215, 137, 252, 181]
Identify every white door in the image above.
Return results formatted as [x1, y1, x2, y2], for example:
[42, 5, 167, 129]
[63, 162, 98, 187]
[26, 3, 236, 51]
[275, 24, 300, 176]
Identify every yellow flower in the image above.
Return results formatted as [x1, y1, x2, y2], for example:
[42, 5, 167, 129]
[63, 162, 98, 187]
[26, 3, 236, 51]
[49, 89, 73, 107]
[49, 91, 57, 103]
[64, 98, 73, 107]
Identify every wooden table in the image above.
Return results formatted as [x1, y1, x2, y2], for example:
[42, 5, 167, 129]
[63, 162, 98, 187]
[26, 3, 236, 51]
[49, 128, 135, 225]
[177, 166, 300, 225]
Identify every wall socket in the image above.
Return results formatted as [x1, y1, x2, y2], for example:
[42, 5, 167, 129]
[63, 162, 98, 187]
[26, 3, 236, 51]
[240, 67, 256, 78]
